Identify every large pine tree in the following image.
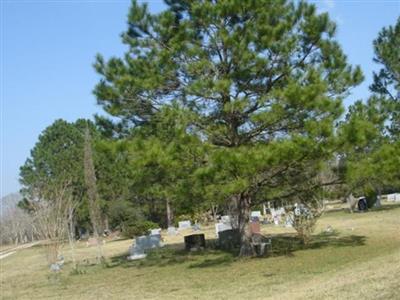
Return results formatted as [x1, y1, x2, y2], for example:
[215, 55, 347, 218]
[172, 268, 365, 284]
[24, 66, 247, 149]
[94, 0, 362, 255]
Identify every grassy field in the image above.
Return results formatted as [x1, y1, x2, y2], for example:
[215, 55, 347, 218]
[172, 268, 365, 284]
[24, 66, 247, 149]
[1, 202, 399, 299]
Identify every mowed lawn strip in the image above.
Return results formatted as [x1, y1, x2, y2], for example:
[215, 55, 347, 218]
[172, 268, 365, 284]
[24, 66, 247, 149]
[1, 203, 399, 300]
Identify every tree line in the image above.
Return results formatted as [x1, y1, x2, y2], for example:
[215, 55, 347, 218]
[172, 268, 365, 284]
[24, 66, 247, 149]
[18, 1, 399, 257]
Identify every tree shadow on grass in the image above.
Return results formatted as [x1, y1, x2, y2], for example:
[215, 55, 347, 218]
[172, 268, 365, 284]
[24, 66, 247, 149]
[102, 231, 365, 271]
[105, 241, 237, 270]
[270, 230, 366, 258]
[324, 203, 400, 215]
[370, 203, 400, 212]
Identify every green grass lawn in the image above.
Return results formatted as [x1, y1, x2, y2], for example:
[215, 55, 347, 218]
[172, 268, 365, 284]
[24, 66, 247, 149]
[1, 203, 400, 299]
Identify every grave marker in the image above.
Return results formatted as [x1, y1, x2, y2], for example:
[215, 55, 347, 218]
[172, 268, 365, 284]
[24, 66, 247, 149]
[178, 220, 191, 230]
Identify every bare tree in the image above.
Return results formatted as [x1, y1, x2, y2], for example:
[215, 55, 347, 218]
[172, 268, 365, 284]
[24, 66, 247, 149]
[0, 208, 38, 245]
[32, 182, 75, 266]
[289, 196, 325, 245]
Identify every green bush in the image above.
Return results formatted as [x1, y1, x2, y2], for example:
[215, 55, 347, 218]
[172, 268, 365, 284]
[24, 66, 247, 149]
[365, 191, 377, 208]
[108, 200, 158, 237]
[121, 219, 159, 238]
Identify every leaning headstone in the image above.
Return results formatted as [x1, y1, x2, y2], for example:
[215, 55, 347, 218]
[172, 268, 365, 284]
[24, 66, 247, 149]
[184, 234, 206, 251]
[178, 220, 192, 230]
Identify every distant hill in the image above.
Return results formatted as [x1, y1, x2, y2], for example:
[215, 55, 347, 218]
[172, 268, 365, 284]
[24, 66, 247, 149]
[1, 192, 22, 218]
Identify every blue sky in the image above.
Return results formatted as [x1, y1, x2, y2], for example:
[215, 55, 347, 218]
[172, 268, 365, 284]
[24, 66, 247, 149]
[1, 0, 399, 196]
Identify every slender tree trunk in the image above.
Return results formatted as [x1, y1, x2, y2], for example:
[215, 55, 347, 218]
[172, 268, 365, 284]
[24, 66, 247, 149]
[166, 198, 173, 227]
[237, 194, 254, 257]
[104, 215, 110, 232]
[262, 203, 267, 216]
[211, 204, 217, 223]
[67, 207, 77, 270]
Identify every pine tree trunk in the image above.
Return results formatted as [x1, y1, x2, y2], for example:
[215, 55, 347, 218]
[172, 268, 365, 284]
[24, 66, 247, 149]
[237, 194, 254, 257]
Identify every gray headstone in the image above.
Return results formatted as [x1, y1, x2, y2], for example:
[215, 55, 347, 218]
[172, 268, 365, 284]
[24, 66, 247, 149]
[148, 234, 162, 248]
[130, 234, 163, 256]
[218, 229, 240, 250]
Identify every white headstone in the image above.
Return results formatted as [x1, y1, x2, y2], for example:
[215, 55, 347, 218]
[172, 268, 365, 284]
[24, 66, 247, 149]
[215, 222, 232, 237]
[150, 228, 161, 235]
[251, 211, 262, 218]
[387, 193, 400, 202]
[178, 220, 192, 230]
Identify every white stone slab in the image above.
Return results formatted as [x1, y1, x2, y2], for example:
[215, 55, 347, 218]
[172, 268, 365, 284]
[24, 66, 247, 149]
[127, 254, 147, 260]
[251, 211, 262, 218]
[150, 228, 161, 235]
[387, 193, 400, 202]
[178, 220, 192, 230]
[215, 222, 232, 237]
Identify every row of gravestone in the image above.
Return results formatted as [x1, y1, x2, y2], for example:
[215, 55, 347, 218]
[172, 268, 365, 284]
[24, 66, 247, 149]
[128, 212, 289, 260]
[128, 220, 200, 260]
[167, 220, 201, 236]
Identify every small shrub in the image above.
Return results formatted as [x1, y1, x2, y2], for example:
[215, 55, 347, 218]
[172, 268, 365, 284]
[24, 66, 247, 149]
[289, 201, 324, 245]
[69, 266, 86, 276]
[121, 219, 159, 238]
[365, 190, 377, 208]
